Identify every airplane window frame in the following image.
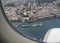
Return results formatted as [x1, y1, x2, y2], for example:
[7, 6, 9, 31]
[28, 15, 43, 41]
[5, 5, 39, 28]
[1, 0, 60, 43]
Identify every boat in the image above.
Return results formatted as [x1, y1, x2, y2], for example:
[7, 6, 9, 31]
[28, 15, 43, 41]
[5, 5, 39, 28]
[21, 25, 27, 27]
[39, 24, 43, 27]
[32, 24, 37, 27]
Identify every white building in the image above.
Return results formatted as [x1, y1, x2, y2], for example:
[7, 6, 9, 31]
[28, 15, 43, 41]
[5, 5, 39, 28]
[56, 0, 60, 15]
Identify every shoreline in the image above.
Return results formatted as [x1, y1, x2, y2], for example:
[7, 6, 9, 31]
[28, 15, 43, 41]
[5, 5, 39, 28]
[10, 16, 60, 22]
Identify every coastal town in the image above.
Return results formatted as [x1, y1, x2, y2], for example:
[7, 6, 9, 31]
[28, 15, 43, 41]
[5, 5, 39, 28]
[4, 0, 60, 22]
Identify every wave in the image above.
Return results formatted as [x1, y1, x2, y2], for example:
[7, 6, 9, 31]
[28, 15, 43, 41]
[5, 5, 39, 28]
[20, 24, 43, 27]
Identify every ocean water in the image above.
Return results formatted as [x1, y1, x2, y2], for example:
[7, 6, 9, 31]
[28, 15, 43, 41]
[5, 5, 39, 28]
[11, 18, 60, 41]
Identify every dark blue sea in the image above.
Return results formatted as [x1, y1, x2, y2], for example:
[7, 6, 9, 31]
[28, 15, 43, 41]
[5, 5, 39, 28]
[11, 18, 60, 41]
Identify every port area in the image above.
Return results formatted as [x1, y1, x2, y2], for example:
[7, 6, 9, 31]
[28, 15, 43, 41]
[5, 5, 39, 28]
[4, 1, 60, 22]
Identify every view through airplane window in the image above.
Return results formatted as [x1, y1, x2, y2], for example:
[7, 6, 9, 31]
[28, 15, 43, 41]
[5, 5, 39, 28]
[1, 0, 60, 42]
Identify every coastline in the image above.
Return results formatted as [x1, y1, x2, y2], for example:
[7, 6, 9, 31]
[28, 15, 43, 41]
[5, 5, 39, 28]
[10, 16, 60, 22]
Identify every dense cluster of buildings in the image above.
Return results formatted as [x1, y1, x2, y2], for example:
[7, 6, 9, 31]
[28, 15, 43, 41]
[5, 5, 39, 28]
[5, 0, 60, 22]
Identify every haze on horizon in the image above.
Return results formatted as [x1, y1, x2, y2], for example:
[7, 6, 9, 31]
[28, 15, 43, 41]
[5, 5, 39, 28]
[2, 0, 56, 3]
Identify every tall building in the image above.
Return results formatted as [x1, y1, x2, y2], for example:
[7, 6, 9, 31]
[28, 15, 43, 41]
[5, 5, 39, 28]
[56, 0, 60, 14]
